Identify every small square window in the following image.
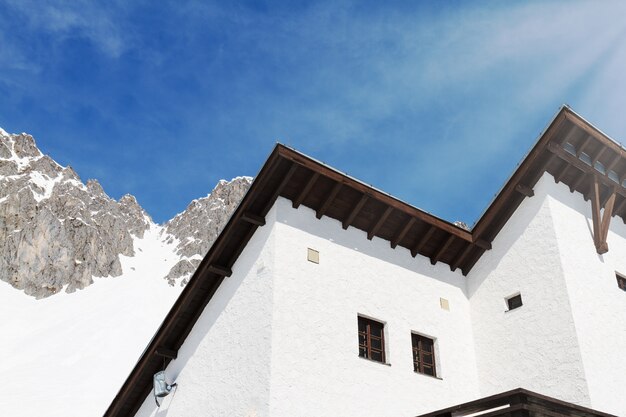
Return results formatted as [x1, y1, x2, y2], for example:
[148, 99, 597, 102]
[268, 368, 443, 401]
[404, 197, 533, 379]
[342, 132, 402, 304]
[412, 334, 437, 377]
[358, 316, 386, 363]
[506, 293, 523, 311]
[617, 274, 626, 292]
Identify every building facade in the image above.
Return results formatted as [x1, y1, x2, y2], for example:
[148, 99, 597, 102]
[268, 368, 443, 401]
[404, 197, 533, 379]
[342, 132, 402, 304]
[105, 107, 626, 417]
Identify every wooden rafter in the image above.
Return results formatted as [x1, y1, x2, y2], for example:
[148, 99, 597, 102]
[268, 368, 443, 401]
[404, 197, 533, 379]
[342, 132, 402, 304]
[569, 169, 586, 193]
[591, 178, 616, 254]
[605, 152, 621, 173]
[368, 206, 393, 240]
[411, 226, 436, 257]
[292, 172, 319, 209]
[343, 194, 369, 230]
[613, 197, 626, 219]
[576, 135, 593, 157]
[592, 146, 608, 165]
[270, 163, 298, 204]
[515, 184, 534, 197]
[316, 182, 342, 219]
[430, 235, 455, 265]
[554, 162, 570, 184]
[207, 264, 232, 277]
[547, 142, 626, 201]
[240, 212, 265, 226]
[155, 347, 177, 360]
[450, 244, 473, 272]
[391, 217, 415, 249]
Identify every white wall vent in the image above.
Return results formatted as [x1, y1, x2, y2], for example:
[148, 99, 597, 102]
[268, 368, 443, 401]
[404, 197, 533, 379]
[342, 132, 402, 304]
[307, 248, 319, 264]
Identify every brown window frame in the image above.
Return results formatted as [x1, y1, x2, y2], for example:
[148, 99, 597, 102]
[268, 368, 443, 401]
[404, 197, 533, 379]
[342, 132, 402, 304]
[412, 333, 437, 377]
[617, 273, 626, 292]
[358, 316, 386, 363]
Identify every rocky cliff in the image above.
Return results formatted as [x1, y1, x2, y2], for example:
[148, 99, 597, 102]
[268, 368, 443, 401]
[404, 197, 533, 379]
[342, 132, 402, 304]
[0, 128, 251, 298]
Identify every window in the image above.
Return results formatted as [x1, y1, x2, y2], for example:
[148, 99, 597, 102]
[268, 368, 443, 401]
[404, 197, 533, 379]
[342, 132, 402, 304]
[358, 316, 385, 363]
[617, 274, 626, 292]
[506, 293, 523, 311]
[412, 333, 436, 376]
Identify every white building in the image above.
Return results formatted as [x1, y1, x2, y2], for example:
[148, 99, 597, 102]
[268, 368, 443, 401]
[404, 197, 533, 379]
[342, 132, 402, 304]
[105, 107, 626, 417]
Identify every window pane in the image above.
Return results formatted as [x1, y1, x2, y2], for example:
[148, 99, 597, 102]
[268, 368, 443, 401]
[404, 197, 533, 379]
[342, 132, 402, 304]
[370, 350, 383, 362]
[358, 316, 385, 363]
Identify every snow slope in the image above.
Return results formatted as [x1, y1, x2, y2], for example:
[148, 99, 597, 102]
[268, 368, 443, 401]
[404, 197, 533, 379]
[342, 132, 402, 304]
[0, 225, 183, 416]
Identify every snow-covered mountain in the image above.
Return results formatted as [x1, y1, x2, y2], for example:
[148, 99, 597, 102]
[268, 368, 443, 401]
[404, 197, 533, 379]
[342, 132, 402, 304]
[0, 128, 252, 416]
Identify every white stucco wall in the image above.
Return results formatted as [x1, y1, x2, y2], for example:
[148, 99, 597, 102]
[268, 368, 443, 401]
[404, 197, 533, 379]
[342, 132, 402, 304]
[549, 179, 626, 416]
[467, 174, 591, 406]
[268, 198, 480, 417]
[132, 174, 626, 417]
[134, 204, 278, 417]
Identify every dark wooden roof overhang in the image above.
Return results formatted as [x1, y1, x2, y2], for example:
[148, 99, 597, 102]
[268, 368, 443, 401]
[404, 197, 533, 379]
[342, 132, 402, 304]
[416, 388, 616, 417]
[105, 106, 626, 417]
[469, 106, 626, 266]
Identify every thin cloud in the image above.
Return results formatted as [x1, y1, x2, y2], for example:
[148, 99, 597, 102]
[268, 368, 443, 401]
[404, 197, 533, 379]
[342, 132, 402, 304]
[1, 0, 131, 57]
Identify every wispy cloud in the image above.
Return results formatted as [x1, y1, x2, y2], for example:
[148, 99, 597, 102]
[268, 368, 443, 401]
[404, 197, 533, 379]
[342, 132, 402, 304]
[1, 0, 131, 57]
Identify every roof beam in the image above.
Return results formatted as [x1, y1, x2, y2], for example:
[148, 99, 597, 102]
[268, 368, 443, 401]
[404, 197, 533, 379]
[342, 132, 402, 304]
[155, 347, 177, 360]
[473, 238, 492, 250]
[576, 135, 593, 157]
[605, 152, 621, 174]
[515, 184, 534, 197]
[277, 146, 472, 242]
[316, 182, 342, 219]
[554, 162, 570, 184]
[368, 206, 393, 240]
[390, 217, 415, 249]
[547, 142, 626, 200]
[343, 194, 369, 230]
[450, 243, 473, 272]
[240, 212, 265, 226]
[592, 146, 608, 166]
[270, 163, 298, 205]
[292, 172, 319, 209]
[207, 265, 232, 277]
[613, 197, 626, 219]
[411, 226, 436, 257]
[569, 168, 586, 193]
[430, 235, 455, 265]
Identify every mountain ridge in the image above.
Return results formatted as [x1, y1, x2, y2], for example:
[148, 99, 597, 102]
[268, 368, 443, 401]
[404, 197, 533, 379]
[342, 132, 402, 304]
[0, 128, 252, 298]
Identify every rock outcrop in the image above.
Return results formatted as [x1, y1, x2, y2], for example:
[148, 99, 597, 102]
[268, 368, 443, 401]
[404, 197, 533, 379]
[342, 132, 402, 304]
[0, 128, 252, 297]
[163, 177, 252, 284]
[0, 131, 151, 298]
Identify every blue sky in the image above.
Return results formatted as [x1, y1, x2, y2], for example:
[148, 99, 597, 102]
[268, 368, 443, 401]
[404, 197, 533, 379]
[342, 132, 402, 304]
[1, 1, 626, 224]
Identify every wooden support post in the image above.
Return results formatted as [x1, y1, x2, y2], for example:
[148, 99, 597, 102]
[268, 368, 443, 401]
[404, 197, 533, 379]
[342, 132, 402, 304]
[368, 206, 393, 240]
[343, 194, 368, 230]
[292, 172, 319, 209]
[316, 182, 342, 219]
[391, 217, 415, 249]
[591, 178, 616, 254]
[591, 178, 602, 248]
